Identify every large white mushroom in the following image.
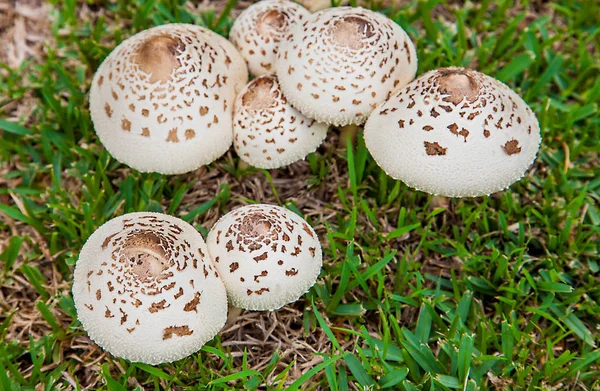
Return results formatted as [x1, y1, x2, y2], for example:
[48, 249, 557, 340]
[274, 6, 417, 127]
[229, 0, 310, 77]
[206, 204, 322, 311]
[233, 75, 328, 169]
[72, 212, 227, 364]
[364, 67, 542, 197]
[89, 24, 248, 174]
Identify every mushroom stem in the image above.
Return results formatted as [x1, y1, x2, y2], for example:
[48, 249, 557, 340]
[338, 124, 359, 149]
[237, 159, 251, 171]
[225, 305, 243, 328]
[430, 195, 450, 209]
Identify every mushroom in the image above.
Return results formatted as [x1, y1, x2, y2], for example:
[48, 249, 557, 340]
[89, 24, 248, 174]
[274, 6, 417, 127]
[364, 67, 542, 197]
[233, 75, 328, 169]
[206, 204, 322, 311]
[229, 0, 310, 77]
[72, 212, 227, 364]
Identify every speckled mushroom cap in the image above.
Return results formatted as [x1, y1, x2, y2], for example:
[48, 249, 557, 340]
[206, 204, 322, 311]
[89, 24, 248, 174]
[72, 212, 227, 364]
[274, 6, 417, 127]
[364, 67, 542, 197]
[229, 0, 310, 77]
[233, 75, 328, 169]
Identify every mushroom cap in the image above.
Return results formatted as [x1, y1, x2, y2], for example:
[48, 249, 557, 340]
[89, 24, 248, 174]
[233, 75, 328, 169]
[274, 7, 417, 127]
[364, 67, 542, 197]
[229, 0, 310, 77]
[72, 212, 227, 364]
[206, 204, 322, 311]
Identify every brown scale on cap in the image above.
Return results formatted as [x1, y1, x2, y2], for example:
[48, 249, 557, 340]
[162, 325, 193, 340]
[242, 77, 279, 111]
[435, 68, 480, 106]
[123, 232, 167, 272]
[133, 35, 184, 84]
[183, 292, 202, 312]
[240, 214, 273, 237]
[503, 139, 522, 155]
[331, 16, 375, 50]
[424, 141, 447, 156]
[257, 10, 288, 36]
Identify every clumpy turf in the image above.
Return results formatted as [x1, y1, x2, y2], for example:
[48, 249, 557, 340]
[0, 0, 599, 389]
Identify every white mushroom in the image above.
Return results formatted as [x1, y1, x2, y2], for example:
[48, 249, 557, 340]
[364, 67, 542, 197]
[229, 0, 310, 77]
[206, 204, 322, 311]
[274, 6, 417, 126]
[89, 24, 248, 174]
[233, 75, 328, 169]
[72, 212, 227, 364]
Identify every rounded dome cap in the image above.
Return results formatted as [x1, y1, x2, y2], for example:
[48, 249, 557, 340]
[72, 212, 228, 364]
[89, 24, 248, 174]
[275, 7, 417, 126]
[206, 204, 322, 311]
[364, 67, 542, 197]
[229, 0, 310, 77]
[233, 75, 328, 169]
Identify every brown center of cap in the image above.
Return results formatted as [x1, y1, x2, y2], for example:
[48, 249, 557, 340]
[122, 232, 169, 282]
[331, 16, 375, 50]
[436, 69, 480, 106]
[242, 77, 278, 111]
[239, 214, 272, 237]
[133, 35, 184, 84]
[257, 10, 287, 36]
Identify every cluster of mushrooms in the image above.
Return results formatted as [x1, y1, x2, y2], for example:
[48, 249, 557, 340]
[73, 205, 322, 364]
[75, 0, 542, 365]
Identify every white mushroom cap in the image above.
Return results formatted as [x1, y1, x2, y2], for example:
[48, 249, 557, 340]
[364, 67, 542, 197]
[89, 24, 249, 174]
[72, 212, 227, 364]
[274, 7, 417, 126]
[233, 75, 328, 169]
[206, 204, 322, 311]
[229, 0, 310, 77]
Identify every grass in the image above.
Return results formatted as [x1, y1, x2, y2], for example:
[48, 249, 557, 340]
[0, 0, 599, 389]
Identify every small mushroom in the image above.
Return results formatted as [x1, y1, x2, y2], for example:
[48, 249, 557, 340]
[206, 204, 322, 311]
[89, 24, 248, 174]
[274, 6, 417, 126]
[229, 0, 310, 77]
[233, 75, 328, 169]
[364, 67, 542, 197]
[72, 212, 228, 364]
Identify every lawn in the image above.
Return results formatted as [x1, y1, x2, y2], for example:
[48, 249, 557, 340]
[0, 0, 599, 389]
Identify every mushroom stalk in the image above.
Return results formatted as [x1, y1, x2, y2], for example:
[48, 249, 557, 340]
[338, 124, 359, 148]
